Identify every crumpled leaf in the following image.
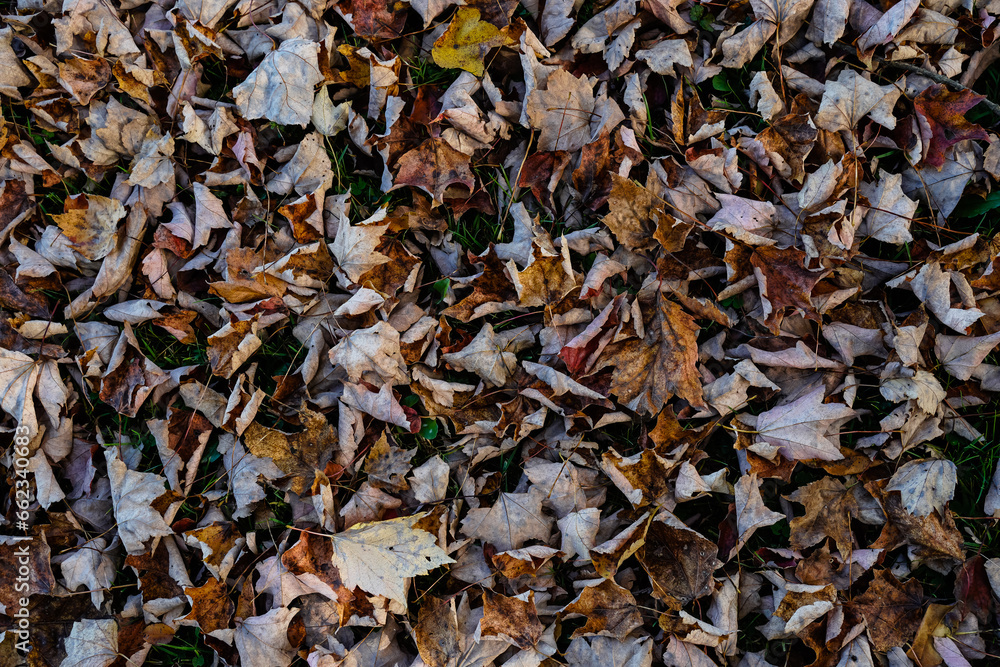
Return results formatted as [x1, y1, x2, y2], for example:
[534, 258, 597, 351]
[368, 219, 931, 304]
[442, 323, 533, 386]
[53, 194, 126, 261]
[234, 38, 323, 126]
[106, 449, 174, 555]
[860, 170, 917, 244]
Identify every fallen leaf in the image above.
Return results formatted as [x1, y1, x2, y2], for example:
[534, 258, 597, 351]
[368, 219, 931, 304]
[561, 579, 644, 640]
[600, 293, 706, 415]
[432, 8, 512, 76]
[234, 39, 323, 126]
[914, 85, 988, 168]
[461, 488, 554, 551]
[638, 519, 721, 609]
[754, 388, 855, 461]
[480, 591, 544, 649]
[234, 607, 298, 667]
[886, 459, 957, 518]
[329, 513, 455, 605]
[393, 138, 476, 204]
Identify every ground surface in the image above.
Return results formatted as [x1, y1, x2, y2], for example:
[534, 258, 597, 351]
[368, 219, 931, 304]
[1, 0, 1000, 665]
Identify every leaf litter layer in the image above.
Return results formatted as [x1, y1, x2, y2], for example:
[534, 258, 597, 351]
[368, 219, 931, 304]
[1, 0, 1000, 664]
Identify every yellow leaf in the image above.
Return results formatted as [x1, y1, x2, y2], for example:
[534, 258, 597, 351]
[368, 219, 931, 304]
[432, 8, 511, 76]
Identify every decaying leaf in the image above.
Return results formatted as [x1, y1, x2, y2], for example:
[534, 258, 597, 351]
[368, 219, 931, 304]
[1, 0, 998, 661]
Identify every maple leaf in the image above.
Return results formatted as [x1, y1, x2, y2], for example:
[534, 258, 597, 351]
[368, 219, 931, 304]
[480, 591, 544, 649]
[914, 85, 989, 168]
[105, 449, 175, 555]
[600, 293, 706, 415]
[330, 321, 409, 386]
[565, 636, 653, 667]
[233, 38, 323, 126]
[813, 69, 885, 133]
[393, 138, 476, 204]
[0, 348, 39, 434]
[934, 331, 1000, 380]
[53, 194, 126, 261]
[637, 519, 721, 608]
[561, 579, 644, 640]
[59, 619, 119, 667]
[527, 69, 603, 153]
[857, 0, 919, 50]
[886, 459, 957, 518]
[432, 8, 513, 76]
[329, 214, 391, 284]
[754, 387, 855, 461]
[182, 576, 235, 635]
[849, 570, 924, 652]
[860, 170, 918, 244]
[329, 513, 455, 605]
[751, 245, 827, 329]
[603, 175, 661, 250]
[234, 608, 299, 667]
[461, 488, 554, 551]
[734, 473, 785, 553]
[56, 537, 116, 610]
[442, 323, 532, 386]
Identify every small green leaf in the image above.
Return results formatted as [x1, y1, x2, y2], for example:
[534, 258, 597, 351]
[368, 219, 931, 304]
[432, 278, 450, 302]
[955, 190, 1000, 218]
[419, 419, 439, 440]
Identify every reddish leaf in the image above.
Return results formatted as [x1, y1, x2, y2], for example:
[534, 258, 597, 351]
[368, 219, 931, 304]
[914, 85, 988, 168]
